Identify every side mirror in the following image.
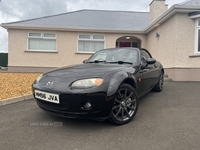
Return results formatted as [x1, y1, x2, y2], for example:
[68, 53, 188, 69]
[83, 59, 88, 63]
[147, 58, 156, 64]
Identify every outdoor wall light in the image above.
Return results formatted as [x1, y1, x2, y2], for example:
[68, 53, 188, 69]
[156, 32, 160, 38]
[126, 36, 130, 40]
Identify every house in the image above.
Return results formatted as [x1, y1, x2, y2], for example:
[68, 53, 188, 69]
[1, 0, 200, 81]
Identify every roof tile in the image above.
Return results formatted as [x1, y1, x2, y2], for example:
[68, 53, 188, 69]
[177, 0, 200, 6]
[4, 10, 150, 31]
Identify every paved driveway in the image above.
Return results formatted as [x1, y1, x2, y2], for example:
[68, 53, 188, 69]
[0, 81, 200, 150]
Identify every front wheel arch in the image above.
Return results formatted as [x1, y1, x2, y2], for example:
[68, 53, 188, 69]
[106, 72, 137, 97]
[122, 78, 137, 90]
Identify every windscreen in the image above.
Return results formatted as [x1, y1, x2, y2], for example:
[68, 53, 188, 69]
[88, 48, 139, 65]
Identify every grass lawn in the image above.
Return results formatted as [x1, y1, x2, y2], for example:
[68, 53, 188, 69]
[0, 73, 41, 100]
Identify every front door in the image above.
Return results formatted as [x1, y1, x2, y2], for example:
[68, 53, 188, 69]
[140, 49, 160, 92]
[119, 42, 131, 47]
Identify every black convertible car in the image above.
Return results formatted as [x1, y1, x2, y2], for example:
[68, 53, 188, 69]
[32, 48, 164, 125]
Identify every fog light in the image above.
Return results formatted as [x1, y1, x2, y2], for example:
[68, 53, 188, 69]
[83, 102, 92, 110]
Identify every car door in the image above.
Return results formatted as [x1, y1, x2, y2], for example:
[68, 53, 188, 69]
[140, 49, 160, 93]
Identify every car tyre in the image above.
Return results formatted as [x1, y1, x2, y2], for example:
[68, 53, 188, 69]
[108, 84, 138, 125]
[153, 73, 164, 92]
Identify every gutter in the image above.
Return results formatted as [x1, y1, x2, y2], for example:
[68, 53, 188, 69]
[0, 24, 145, 34]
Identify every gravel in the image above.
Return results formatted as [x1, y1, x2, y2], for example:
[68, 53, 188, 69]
[0, 73, 41, 100]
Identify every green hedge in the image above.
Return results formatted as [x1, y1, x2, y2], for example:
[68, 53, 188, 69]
[0, 53, 8, 67]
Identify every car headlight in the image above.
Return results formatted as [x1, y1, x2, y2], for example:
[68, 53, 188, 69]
[36, 74, 43, 83]
[71, 78, 103, 89]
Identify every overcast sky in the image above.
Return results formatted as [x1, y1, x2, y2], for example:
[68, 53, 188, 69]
[0, 0, 185, 52]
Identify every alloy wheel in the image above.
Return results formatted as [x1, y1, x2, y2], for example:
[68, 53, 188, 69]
[159, 74, 164, 90]
[111, 85, 137, 123]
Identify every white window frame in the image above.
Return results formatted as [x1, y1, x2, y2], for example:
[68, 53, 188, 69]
[195, 19, 200, 54]
[77, 34, 105, 53]
[27, 32, 57, 52]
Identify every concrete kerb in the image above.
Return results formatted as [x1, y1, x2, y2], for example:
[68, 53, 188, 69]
[0, 94, 34, 106]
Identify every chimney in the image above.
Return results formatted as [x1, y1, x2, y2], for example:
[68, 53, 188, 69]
[149, 0, 168, 23]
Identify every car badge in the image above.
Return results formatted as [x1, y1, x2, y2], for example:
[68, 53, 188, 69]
[46, 81, 54, 86]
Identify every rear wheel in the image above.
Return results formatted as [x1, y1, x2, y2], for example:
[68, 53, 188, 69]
[108, 84, 138, 125]
[153, 73, 164, 92]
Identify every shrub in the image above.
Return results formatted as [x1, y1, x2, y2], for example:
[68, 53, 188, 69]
[0, 53, 8, 67]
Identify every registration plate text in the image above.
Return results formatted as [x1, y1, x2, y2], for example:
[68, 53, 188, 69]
[35, 90, 60, 104]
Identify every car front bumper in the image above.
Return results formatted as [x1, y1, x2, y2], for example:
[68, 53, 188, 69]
[33, 89, 115, 120]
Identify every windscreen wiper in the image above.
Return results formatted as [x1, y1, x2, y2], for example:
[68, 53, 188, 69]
[88, 60, 106, 63]
[107, 61, 133, 64]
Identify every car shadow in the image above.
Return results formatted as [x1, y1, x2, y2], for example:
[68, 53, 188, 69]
[138, 92, 152, 103]
[40, 111, 116, 129]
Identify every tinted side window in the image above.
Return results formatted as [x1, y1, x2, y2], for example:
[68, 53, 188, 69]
[141, 50, 151, 59]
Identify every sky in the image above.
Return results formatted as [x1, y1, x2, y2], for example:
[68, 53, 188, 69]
[0, 0, 185, 53]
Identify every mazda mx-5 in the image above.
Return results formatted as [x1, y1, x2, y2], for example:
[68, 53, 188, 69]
[32, 48, 164, 125]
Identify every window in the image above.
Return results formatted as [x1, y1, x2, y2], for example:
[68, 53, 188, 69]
[140, 49, 152, 66]
[87, 48, 139, 64]
[132, 42, 138, 48]
[78, 34, 105, 52]
[28, 32, 56, 51]
[140, 49, 152, 59]
[92, 53, 107, 61]
[196, 19, 200, 53]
